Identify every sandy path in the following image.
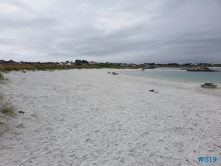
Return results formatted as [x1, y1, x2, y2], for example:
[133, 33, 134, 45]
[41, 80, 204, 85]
[0, 69, 221, 166]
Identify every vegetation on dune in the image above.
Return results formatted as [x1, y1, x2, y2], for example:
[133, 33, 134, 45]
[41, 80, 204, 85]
[0, 63, 139, 72]
[0, 95, 13, 135]
[0, 105, 15, 117]
[0, 64, 35, 72]
[0, 72, 4, 80]
[0, 94, 16, 135]
[0, 72, 7, 84]
[0, 94, 15, 117]
[0, 75, 16, 135]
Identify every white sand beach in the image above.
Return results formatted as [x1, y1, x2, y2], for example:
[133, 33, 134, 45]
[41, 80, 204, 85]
[0, 69, 221, 166]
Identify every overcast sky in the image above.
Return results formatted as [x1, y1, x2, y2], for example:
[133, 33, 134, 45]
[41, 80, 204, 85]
[0, 0, 221, 63]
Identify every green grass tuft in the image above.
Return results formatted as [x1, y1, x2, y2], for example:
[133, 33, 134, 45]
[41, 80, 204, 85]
[0, 72, 8, 84]
[0, 72, 4, 80]
[0, 94, 15, 117]
[0, 106, 15, 116]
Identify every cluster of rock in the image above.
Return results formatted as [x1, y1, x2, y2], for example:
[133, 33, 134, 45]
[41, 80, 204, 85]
[201, 83, 217, 88]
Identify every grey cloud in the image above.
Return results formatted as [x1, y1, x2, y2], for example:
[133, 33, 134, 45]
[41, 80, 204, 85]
[0, 0, 221, 63]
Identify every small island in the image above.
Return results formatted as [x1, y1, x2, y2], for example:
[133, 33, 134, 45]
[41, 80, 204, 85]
[186, 67, 218, 72]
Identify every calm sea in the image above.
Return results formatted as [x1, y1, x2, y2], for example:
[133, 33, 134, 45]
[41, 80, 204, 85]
[123, 68, 221, 84]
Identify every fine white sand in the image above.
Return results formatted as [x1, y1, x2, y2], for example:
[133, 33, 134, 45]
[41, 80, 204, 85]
[0, 69, 221, 166]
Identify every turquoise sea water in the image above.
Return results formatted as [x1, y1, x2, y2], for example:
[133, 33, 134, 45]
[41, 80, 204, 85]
[123, 68, 221, 84]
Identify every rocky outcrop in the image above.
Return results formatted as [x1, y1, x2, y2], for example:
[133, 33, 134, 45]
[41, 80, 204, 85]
[201, 83, 217, 88]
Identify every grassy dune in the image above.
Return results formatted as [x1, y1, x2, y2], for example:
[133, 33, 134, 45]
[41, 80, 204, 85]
[0, 63, 137, 72]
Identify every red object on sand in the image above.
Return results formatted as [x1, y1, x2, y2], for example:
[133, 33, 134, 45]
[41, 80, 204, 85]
[113, 72, 119, 75]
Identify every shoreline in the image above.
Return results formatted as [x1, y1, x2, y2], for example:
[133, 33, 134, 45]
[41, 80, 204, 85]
[1, 69, 221, 165]
[123, 71, 221, 86]
[121, 69, 221, 86]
